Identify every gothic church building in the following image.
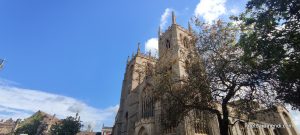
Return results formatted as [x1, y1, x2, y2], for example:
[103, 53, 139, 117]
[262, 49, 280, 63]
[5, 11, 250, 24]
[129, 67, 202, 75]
[112, 12, 299, 135]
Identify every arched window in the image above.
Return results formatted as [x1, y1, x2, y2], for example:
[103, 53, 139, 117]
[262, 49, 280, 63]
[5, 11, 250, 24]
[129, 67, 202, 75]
[124, 112, 128, 133]
[142, 96, 146, 118]
[183, 37, 189, 48]
[166, 40, 171, 48]
[138, 127, 148, 135]
[141, 93, 154, 118]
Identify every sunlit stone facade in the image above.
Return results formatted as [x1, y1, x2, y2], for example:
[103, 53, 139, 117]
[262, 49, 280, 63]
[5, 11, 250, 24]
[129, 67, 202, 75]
[112, 12, 299, 135]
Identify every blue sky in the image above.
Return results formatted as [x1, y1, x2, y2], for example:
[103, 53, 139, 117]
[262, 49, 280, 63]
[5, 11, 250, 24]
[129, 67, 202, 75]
[0, 0, 299, 131]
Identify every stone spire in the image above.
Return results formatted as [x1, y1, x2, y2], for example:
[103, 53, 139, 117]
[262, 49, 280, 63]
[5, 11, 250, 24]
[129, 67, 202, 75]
[158, 26, 161, 36]
[75, 112, 79, 120]
[127, 56, 130, 64]
[137, 42, 141, 55]
[172, 11, 176, 24]
[188, 21, 192, 32]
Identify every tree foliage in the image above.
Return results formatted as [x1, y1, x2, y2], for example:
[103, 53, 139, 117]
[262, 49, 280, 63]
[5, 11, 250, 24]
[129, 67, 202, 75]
[15, 120, 43, 135]
[14, 111, 46, 135]
[195, 19, 278, 135]
[50, 116, 82, 135]
[153, 19, 279, 135]
[153, 54, 214, 132]
[238, 0, 300, 110]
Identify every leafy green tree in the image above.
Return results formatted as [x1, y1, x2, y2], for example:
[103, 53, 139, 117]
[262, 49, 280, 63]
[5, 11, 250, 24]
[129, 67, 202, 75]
[153, 20, 278, 135]
[237, 0, 300, 110]
[14, 120, 42, 135]
[14, 111, 46, 135]
[50, 116, 82, 135]
[194, 19, 277, 135]
[153, 54, 215, 133]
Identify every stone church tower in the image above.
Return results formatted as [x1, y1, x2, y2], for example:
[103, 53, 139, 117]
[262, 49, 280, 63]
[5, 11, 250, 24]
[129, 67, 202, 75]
[112, 12, 299, 135]
[157, 11, 194, 80]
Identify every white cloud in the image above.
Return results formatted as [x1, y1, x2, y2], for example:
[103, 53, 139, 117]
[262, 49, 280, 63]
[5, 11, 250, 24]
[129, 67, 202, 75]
[0, 78, 20, 86]
[230, 8, 239, 15]
[290, 110, 300, 131]
[0, 83, 118, 131]
[148, 8, 172, 57]
[194, 0, 226, 23]
[160, 8, 172, 29]
[145, 38, 158, 57]
[287, 107, 300, 131]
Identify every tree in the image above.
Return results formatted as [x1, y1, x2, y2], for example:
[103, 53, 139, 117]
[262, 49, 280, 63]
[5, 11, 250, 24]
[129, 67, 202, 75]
[195, 19, 281, 135]
[153, 53, 215, 134]
[0, 59, 4, 70]
[14, 111, 46, 135]
[14, 120, 43, 135]
[153, 20, 278, 135]
[50, 116, 82, 135]
[237, 0, 300, 110]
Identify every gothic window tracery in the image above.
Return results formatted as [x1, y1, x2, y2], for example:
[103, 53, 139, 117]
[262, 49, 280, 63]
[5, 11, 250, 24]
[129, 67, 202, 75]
[141, 90, 154, 118]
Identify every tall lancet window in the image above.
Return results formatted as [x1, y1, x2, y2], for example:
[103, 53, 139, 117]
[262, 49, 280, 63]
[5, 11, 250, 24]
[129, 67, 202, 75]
[166, 39, 171, 48]
[183, 37, 189, 48]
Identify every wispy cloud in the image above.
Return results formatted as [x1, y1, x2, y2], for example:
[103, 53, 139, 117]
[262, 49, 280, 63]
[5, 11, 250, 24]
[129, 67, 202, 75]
[144, 8, 173, 58]
[0, 78, 20, 86]
[160, 8, 173, 29]
[145, 38, 158, 57]
[290, 110, 300, 131]
[229, 8, 239, 15]
[0, 79, 118, 131]
[194, 0, 226, 23]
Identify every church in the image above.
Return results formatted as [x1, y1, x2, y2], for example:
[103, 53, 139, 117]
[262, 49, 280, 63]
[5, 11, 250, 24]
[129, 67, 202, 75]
[112, 12, 299, 135]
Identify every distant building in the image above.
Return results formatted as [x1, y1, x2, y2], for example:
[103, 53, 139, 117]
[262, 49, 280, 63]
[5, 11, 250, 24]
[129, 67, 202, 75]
[0, 118, 19, 134]
[77, 131, 100, 135]
[29, 110, 60, 134]
[0, 111, 60, 135]
[102, 126, 112, 135]
[12, 110, 60, 135]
